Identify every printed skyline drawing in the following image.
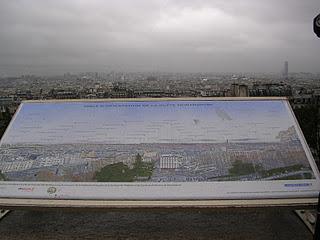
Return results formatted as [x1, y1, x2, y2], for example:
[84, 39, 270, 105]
[0, 100, 317, 183]
[3, 100, 297, 144]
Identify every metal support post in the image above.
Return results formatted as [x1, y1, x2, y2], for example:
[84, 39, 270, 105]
[0, 209, 10, 221]
[313, 192, 320, 240]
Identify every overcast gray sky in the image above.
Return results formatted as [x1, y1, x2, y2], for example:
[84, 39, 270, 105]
[0, 0, 319, 76]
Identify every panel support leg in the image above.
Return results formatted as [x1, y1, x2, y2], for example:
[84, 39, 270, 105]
[294, 193, 320, 238]
[313, 192, 320, 240]
[0, 209, 10, 221]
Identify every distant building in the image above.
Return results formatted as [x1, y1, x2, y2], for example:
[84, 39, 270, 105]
[143, 151, 157, 162]
[277, 126, 299, 142]
[239, 85, 249, 97]
[47, 89, 79, 99]
[249, 83, 292, 97]
[283, 61, 288, 80]
[134, 90, 167, 98]
[290, 93, 319, 109]
[160, 154, 181, 169]
[0, 160, 34, 173]
[38, 157, 64, 167]
[0, 96, 14, 107]
[231, 84, 248, 97]
[200, 89, 223, 97]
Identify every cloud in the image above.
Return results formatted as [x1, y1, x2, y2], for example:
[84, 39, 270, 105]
[0, 0, 319, 75]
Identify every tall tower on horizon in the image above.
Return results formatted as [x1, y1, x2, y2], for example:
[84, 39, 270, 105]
[283, 61, 288, 80]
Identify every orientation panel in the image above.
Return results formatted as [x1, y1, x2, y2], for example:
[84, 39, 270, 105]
[0, 98, 319, 200]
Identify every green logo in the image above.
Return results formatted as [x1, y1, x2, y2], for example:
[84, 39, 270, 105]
[47, 187, 57, 194]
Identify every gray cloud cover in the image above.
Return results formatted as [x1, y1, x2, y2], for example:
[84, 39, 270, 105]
[0, 0, 319, 75]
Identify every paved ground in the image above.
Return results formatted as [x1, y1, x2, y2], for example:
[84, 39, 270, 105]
[0, 208, 313, 240]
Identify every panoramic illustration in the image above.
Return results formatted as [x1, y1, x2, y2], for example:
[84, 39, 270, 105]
[0, 100, 315, 182]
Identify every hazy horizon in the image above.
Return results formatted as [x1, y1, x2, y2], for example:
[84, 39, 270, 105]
[0, 0, 319, 76]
